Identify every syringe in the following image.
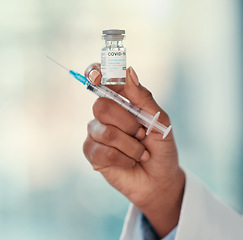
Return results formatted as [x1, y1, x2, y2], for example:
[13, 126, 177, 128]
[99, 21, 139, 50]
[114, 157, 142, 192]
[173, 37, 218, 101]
[46, 56, 172, 139]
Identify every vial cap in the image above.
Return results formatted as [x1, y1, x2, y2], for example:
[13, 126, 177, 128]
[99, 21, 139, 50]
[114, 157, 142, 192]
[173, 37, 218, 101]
[102, 29, 125, 35]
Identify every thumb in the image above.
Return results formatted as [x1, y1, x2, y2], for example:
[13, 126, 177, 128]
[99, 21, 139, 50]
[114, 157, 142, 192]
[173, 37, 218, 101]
[124, 67, 170, 126]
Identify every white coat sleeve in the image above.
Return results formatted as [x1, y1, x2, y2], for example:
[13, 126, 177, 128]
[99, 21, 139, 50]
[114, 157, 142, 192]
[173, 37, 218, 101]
[175, 170, 243, 239]
[119, 204, 143, 240]
[120, 170, 243, 240]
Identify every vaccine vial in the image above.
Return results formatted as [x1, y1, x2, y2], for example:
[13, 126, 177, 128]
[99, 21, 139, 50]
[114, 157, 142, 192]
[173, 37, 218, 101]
[101, 29, 126, 85]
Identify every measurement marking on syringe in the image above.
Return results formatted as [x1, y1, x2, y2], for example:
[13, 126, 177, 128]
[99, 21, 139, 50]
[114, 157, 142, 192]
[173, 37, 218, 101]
[104, 89, 109, 98]
[120, 99, 126, 108]
[135, 108, 142, 118]
[128, 104, 133, 114]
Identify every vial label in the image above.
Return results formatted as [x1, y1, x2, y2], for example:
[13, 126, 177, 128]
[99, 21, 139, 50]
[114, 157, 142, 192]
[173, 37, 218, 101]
[101, 49, 126, 78]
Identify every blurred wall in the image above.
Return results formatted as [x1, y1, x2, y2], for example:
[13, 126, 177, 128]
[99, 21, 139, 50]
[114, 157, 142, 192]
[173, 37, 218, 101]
[0, 0, 242, 239]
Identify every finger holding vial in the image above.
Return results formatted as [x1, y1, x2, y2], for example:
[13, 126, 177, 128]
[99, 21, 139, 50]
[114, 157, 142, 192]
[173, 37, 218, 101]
[85, 63, 102, 85]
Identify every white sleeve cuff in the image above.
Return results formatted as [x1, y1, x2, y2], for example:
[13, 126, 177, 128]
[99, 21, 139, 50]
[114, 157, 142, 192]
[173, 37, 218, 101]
[120, 204, 143, 240]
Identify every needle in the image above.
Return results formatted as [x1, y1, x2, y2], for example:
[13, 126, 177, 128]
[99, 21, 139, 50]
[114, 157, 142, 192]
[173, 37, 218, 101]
[45, 55, 70, 71]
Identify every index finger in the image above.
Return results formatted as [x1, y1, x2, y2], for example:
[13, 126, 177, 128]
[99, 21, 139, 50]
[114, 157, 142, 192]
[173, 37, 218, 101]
[84, 63, 102, 85]
[84, 63, 126, 95]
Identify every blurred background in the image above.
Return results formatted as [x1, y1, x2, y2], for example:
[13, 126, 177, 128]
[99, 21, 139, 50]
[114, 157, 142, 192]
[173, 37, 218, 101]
[0, 0, 242, 239]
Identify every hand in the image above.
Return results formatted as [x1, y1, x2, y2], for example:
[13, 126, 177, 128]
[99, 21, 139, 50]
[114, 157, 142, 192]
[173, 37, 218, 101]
[83, 64, 185, 238]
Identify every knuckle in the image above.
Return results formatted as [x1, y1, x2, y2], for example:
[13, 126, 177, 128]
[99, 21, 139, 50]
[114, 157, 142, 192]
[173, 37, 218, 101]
[87, 120, 95, 133]
[105, 147, 118, 161]
[82, 137, 91, 158]
[83, 138, 100, 166]
[138, 87, 154, 108]
[140, 86, 153, 100]
[83, 138, 117, 170]
[101, 125, 116, 143]
[145, 89, 153, 100]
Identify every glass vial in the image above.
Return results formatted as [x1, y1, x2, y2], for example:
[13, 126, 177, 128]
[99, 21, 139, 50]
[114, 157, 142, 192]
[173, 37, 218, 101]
[101, 29, 126, 85]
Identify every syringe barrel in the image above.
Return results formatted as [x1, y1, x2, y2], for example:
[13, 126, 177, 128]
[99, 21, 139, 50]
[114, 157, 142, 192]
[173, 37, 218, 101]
[86, 83, 152, 127]
[70, 71, 171, 138]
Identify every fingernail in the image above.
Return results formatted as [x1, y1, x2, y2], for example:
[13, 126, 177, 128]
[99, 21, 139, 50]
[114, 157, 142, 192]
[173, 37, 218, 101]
[129, 67, 140, 86]
[89, 70, 100, 83]
[140, 150, 150, 162]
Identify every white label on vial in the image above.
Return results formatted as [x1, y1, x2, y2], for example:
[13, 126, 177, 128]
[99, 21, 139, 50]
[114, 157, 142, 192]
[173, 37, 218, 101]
[101, 49, 126, 78]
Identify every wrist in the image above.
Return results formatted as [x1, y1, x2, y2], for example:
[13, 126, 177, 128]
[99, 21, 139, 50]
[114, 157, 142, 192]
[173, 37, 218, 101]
[138, 167, 185, 238]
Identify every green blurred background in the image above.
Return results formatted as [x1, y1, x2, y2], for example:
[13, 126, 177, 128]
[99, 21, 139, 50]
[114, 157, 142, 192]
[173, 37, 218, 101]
[0, 0, 242, 239]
